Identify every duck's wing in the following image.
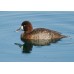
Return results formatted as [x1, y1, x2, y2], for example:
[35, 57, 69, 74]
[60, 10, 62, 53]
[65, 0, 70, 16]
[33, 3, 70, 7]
[50, 29, 62, 34]
[32, 28, 61, 34]
[31, 28, 65, 39]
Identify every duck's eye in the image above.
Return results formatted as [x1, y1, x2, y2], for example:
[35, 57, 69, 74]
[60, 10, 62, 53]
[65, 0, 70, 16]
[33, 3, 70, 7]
[21, 26, 24, 30]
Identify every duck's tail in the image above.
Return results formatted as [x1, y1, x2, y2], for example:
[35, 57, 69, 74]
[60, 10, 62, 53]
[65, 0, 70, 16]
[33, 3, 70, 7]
[61, 35, 68, 38]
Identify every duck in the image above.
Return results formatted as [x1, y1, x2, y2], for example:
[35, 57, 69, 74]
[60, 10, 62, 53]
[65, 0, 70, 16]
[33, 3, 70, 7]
[16, 21, 66, 40]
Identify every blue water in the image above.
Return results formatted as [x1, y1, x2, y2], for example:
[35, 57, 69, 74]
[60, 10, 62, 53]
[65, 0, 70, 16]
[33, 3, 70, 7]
[0, 11, 74, 62]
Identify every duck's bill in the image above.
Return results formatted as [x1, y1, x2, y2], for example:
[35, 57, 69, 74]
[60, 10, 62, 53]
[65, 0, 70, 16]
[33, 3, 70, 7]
[16, 26, 23, 32]
[16, 27, 21, 32]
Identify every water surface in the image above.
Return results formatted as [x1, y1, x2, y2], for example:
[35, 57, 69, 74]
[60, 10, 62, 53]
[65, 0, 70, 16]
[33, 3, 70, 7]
[0, 11, 74, 62]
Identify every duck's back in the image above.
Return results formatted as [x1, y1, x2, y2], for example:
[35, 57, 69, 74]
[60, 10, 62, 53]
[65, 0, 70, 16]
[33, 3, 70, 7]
[29, 28, 64, 40]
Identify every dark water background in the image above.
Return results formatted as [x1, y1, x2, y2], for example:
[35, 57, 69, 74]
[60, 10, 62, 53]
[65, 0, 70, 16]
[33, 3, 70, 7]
[0, 11, 74, 62]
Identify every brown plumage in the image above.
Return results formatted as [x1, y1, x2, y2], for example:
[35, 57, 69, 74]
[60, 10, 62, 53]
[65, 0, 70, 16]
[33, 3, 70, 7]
[20, 21, 66, 40]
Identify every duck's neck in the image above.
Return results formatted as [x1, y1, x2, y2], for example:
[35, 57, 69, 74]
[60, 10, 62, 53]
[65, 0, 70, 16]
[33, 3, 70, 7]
[25, 29, 33, 33]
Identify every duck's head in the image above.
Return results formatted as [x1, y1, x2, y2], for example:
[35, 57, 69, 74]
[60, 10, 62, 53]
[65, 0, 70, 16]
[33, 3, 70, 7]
[16, 21, 33, 33]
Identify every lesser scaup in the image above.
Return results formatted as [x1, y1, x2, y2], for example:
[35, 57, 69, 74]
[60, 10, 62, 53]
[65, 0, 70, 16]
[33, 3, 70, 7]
[16, 21, 66, 40]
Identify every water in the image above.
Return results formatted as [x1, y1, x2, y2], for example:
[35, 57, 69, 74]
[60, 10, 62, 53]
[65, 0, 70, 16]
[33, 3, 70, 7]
[0, 11, 74, 62]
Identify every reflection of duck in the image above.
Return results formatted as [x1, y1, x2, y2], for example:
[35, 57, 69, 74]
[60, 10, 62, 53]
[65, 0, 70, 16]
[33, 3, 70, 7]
[15, 43, 33, 53]
[15, 21, 66, 53]
[15, 38, 61, 54]
[16, 21, 66, 40]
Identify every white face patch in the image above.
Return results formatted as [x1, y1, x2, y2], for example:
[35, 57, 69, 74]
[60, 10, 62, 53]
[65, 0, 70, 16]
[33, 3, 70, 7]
[20, 26, 24, 30]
